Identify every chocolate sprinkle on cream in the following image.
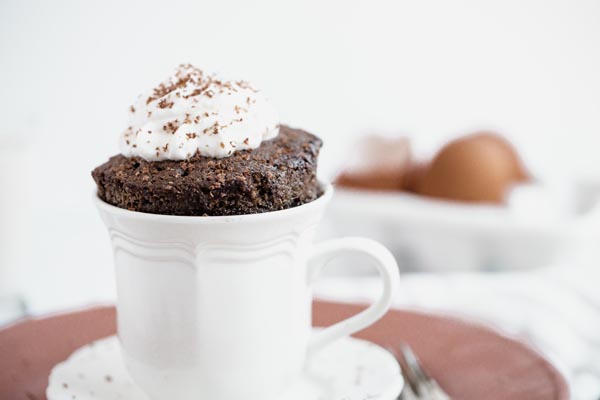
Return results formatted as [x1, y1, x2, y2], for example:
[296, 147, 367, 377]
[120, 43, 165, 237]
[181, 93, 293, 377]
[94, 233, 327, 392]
[119, 64, 279, 161]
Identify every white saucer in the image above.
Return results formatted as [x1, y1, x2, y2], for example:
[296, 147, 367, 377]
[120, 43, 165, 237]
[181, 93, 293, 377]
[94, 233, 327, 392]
[47, 333, 403, 400]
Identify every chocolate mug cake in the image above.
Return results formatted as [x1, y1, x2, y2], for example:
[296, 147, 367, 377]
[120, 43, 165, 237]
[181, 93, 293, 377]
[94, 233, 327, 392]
[88, 64, 401, 400]
[92, 64, 322, 216]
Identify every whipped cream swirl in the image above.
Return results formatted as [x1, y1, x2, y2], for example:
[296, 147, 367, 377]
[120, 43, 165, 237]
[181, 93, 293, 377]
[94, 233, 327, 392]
[120, 64, 279, 160]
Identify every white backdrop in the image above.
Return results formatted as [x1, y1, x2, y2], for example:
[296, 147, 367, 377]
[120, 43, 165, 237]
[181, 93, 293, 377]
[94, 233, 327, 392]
[1, 0, 600, 312]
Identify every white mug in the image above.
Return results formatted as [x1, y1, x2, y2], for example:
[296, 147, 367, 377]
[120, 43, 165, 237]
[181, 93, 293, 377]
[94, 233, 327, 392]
[95, 183, 399, 400]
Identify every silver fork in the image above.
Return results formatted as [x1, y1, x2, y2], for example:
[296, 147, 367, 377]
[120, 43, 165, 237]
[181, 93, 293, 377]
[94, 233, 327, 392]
[391, 344, 452, 400]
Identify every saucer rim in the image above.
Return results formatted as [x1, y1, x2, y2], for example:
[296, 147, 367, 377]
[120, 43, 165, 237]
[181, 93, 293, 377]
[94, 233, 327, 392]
[47, 332, 404, 400]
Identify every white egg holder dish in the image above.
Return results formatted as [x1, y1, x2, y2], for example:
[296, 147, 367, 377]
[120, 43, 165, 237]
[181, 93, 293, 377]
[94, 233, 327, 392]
[321, 182, 600, 272]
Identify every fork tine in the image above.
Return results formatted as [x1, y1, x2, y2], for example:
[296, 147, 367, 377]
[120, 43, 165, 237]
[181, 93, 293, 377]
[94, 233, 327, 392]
[388, 346, 422, 396]
[400, 344, 430, 383]
[388, 347, 423, 399]
[402, 344, 453, 400]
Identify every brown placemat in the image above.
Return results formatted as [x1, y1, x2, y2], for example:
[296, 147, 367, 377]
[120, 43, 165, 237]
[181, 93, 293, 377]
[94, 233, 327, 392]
[314, 301, 568, 400]
[0, 301, 568, 400]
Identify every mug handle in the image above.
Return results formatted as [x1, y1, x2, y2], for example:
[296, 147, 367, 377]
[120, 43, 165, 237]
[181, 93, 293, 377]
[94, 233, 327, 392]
[306, 237, 400, 357]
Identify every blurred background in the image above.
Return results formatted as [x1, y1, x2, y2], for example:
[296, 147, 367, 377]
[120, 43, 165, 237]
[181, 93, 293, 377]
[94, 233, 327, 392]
[1, 0, 600, 398]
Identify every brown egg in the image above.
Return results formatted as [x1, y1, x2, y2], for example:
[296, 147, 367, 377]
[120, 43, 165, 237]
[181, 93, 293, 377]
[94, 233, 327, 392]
[417, 132, 528, 203]
[335, 136, 411, 191]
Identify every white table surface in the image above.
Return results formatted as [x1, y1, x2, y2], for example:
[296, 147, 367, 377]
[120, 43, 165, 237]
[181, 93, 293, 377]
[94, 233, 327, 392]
[2, 246, 599, 400]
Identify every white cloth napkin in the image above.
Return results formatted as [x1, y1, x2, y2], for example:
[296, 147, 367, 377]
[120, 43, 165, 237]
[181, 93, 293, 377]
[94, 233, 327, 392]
[314, 261, 600, 400]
